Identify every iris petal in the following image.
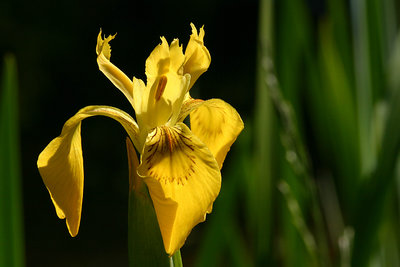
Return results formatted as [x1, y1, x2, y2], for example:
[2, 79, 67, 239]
[137, 123, 221, 255]
[177, 94, 204, 122]
[37, 105, 139, 236]
[184, 23, 211, 90]
[141, 37, 189, 129]
[145, 37, 171, 80]
[96, 30, 135, 108]
[189, 99, 244, 168]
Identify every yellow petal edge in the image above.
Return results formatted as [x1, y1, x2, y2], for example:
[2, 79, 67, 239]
[183, 23, 211, 90]
[190, 99, 243, 168]
[137, 123, 221, 255]
[96, 29, 135, 108]
[37, 106, 139, 236]
[180, 98, 244, 168]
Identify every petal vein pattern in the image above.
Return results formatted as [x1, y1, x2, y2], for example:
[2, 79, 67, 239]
[190, 99, 244, 168]
[137, 123, 221, 255]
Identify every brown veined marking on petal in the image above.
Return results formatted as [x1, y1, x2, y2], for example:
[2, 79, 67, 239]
[164, 127, 174, 155]
[146, 126, 197, 185]
[155, 76, 168, 101]
[146, 128, 161, 168]
[192, 103, 226, 140]
[178, 98, 204, 122]
[173, 129, 196, 185]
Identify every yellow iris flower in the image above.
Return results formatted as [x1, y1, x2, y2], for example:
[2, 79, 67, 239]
[37, 23, 243, 255]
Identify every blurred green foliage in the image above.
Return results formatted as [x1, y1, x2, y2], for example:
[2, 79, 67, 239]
[196, 0, 400, 266]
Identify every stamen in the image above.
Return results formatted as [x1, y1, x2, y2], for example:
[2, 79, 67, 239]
[155, 76, 167, 101]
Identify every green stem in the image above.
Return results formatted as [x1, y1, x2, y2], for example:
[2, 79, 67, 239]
[254, 0, 275, 263]
[170, 250, 183, 267]
[0, 54, 25, 267]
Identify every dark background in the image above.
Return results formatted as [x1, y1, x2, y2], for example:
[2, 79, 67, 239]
[1, 0, 257, 266]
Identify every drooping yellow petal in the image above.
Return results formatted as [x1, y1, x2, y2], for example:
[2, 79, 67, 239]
[190, 99, 244, 168]
[140, 37, 190, 129]
[137, 123, 221, 255]
[184, 23, 211, 89]
[37, 105, 139, 237]
[96, 29, 135, 108]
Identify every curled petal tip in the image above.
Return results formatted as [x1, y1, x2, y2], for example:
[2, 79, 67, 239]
[96, 29, 116, 58]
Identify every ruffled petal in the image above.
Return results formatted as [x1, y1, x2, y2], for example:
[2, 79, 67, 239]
[141, 37, 189, 128]
[190, 99, 244, 168]
[37, 105, 139, 236]
[96, 29, 135, 108]
[145, 37, 171, 80]
[137, 123, 221, 255]
[184, 23, 211, 89]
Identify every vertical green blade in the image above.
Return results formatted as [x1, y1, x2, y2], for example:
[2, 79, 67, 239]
[0, 54, 25, 267]
[350, 0, 375, 176]
[127, 188, 171, 267]
[352, 74, 400, 267]
[126, 138, 173, 267]
[253, 0, 275, 264]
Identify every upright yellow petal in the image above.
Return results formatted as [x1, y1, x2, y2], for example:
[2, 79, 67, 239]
[37, 105, 139, 236]
[96, 30, 135, 108]
[141, 38, 189, 129]
[190, 99, 244, 168]
[137, 123, 221, 255]
[140, 73, 190, 129]
[184, 23, 211, 89]
[145, 37, 171, 79]
[132, 77, 146, 136]
[169, 39, 185, 75]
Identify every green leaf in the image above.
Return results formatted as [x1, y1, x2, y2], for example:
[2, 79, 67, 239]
[128, 187, 171, 267]
[278, 180, 318, 267]
[350, 0, 376, 176]
[253, 0, 275, 263]
[126, 138, 175, 267]
[352, 73, 400, 267]
[0, 54, 25, 267]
